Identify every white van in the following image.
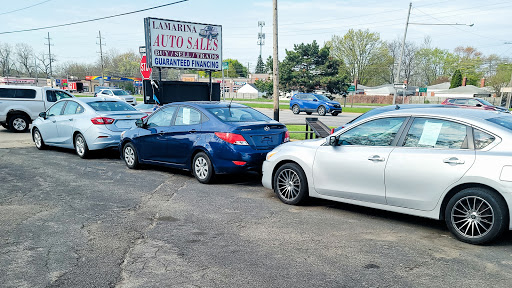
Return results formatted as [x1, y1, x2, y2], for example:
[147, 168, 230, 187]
[0, 86, 74, 132]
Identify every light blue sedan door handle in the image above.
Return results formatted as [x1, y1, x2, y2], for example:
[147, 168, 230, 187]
[443, 157, 465, 165]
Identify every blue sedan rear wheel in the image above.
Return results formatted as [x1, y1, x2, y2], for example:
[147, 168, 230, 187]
[193, 152, 215, 184]
[292, 104, 300, 114]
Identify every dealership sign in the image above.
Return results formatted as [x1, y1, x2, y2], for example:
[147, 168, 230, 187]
[144, 18, 222, 71]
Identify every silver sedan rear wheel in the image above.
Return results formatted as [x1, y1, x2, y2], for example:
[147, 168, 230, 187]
[445, 187, 508, 244]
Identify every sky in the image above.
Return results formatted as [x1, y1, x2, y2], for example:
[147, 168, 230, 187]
[0, 0, 511, 74]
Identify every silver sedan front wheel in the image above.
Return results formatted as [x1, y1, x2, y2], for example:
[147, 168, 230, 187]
[33, 129, 46, 150]
[273, 163, 308, 205]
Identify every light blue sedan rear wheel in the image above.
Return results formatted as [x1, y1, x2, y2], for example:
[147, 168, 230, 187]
[74, 133, 89, 159]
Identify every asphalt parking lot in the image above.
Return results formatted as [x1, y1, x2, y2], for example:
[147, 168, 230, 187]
[1, 122, 512, 287]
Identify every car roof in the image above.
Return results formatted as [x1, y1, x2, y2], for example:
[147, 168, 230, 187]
[371, 107, 508, 124]
[71, 97, 124, 103]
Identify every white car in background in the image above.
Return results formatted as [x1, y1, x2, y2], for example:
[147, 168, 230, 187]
[96, 89, 137, 106]
[262, 108, 512, 244]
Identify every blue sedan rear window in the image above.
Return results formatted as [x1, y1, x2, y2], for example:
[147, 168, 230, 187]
[88, 101, 136, 111]
[207, 107, 271, 122]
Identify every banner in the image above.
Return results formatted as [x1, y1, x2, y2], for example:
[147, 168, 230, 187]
[145, 18, 222, 71]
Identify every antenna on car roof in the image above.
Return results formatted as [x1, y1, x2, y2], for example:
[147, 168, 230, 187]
[395, 104, 400, 110]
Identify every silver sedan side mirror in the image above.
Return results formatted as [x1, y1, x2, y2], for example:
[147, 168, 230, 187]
[328, 135, 338, 146]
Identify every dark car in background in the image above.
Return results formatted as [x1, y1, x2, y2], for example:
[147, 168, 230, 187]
[442, 97, 509, 113]
[290, 93, 342, 116]
[120, 102, 289, 184]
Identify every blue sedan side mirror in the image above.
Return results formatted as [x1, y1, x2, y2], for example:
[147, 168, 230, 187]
[135, 119, 145, 128]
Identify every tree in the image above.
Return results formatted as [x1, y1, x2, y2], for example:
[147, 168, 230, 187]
[16, 43, 34, 77]
[487, 64, 512, 98]
[330, 29, 389, 85]
[255, 55, 265, 73]
[36, 52, 54, 79]
[265, 56, 273, 74]
[453, 46, 484, 86]
[280, 40, 348, 93]
[450, 69, 463, 88]
[415, 38, 458, 85]
[0, 43, 14, 77]
[254, 79, 273, 97]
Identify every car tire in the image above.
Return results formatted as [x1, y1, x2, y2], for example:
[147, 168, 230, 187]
[317, 106, 326, 116]
[74, 133, 90, 159]
[273, 163, 308, 205]
[9, 114, 29, 133]
[33, 128, 47, 150]
[445, 187, 508, 244]
[192, 152, 215, 184]
[292, 104, 300, 114]
[123, 142, 139, 169]
[306, 112, 312, 115]
[331, 112, 339, 116]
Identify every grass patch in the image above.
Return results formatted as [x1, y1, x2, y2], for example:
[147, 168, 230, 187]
[229, 98, 283, 102]
[241, 103, 290, 110]
[286, 124, 337, 141]
[343, 107, 372, 113]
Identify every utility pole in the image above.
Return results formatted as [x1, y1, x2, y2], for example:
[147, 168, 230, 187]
[97, 31, 106, 85]
[505, 42, 512, 109]
[44, 32, 54, 87]
[34, 57, 38, 86]
[394, 2, 412, 105]
[272, 0, 279, 121]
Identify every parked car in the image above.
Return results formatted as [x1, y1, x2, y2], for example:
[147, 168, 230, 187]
[119, 102, 289, 183]
[96, 88, 137, 106]
[32, 98, 146, 158]
[262, 108, 512, 244]
[290, 93, 342, 116]
[0, 85, 74, 132]
[332, 104, 458, 133]
[442, 97, 509, 113]
[134, 103, 159, 115]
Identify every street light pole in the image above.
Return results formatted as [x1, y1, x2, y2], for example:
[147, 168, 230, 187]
[394, 2, 412, 105]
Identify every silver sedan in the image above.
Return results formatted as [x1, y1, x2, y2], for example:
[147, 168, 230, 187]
[31, 97, 146, 158]
[262, 108, 512, 244]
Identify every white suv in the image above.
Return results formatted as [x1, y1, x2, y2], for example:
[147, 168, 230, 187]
[95, 89, 137, 106]
[0, 86, 74, 132]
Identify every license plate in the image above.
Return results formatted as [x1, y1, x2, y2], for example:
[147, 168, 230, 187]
[115, 120, 134, 129]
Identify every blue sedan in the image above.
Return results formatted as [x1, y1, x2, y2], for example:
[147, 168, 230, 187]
[119, 102, 289, 183]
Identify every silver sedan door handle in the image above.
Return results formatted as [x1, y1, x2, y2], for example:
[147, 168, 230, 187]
[51, 120, 56, 123]
[68, 118, 74, 121]
[443, 157, 465, 165]
[368, 155, 385, 162]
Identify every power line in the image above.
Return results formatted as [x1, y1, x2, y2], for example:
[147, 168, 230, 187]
[0, 0, 53, 16]
[0, 0, 189, 35]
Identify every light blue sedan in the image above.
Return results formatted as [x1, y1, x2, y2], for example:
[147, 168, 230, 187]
[31, 97, 146, 158]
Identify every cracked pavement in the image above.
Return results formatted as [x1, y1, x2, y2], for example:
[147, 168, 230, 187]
[1, 131, 512, 287]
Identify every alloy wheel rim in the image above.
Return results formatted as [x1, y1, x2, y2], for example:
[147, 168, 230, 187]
[319, 107, 325, 114]
[13, 118, 26, 131]
[124, 146, 135, 166]
[34, 131, 41, 147]
[451, 196, 494, 239]
[195, 157, 208, 179]
[277, 168, 300, 201]
[76, 136, 85, 155]
[293, 105, 299, 113]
